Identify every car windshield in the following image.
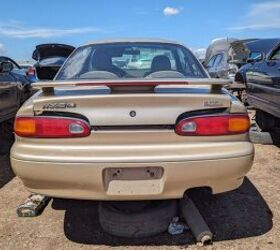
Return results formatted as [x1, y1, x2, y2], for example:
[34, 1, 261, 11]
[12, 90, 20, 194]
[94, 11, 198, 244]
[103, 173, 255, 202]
[56, 42, 207, 80]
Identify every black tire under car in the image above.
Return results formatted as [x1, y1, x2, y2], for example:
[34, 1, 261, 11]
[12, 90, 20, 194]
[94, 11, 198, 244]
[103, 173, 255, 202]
[98, 200, 178, 238]
[255, 109, 276, 132]
[0, 119, 14, 155]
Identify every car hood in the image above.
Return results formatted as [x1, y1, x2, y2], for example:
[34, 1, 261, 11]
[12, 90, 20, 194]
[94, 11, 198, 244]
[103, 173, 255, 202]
[32, 44, 75, 61]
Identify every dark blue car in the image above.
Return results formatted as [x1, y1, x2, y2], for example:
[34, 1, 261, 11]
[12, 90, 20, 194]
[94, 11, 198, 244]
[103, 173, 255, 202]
[0, 56, 34, 153]
[245, 39, 280, 132]
[235, 38, 280, 84]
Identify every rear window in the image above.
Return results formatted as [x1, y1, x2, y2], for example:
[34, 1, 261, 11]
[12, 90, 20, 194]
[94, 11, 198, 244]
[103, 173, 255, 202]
[56, 42, 207, 80]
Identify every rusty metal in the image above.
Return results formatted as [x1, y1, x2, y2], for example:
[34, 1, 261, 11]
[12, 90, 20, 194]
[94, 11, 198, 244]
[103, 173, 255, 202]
[180, 196, 213, 245]
[16, 194, 50, 217]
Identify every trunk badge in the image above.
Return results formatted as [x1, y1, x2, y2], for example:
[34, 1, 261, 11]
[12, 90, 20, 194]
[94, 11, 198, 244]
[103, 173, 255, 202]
[204, 100, 223, 107]
[42, 103, 77, 110]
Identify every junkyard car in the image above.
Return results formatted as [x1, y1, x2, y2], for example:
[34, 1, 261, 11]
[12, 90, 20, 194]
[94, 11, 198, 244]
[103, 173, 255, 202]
[204, 37, 259, 80]
[234, 38, 280, 85]
[0, 56, 33, 154]
[32, 43, 75, 80]
[11, 39, 254, 200]
[0, 56, 32, 124]
[246, 40, 280, 132]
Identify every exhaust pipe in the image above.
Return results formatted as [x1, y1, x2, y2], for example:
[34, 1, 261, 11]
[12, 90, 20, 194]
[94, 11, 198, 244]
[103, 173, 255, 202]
[180, 196, 213, 245]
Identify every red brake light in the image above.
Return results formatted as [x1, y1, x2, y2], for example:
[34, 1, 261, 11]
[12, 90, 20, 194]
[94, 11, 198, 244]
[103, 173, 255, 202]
[27, 67, 36, 76]
[175, 114, 250, 136]
[14, 116, 90, 138]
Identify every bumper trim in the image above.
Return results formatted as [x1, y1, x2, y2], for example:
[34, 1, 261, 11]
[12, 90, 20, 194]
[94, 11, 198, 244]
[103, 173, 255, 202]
[11, 153, 254, 200]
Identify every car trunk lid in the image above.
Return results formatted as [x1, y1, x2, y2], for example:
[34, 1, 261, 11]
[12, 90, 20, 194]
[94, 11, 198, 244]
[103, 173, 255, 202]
[32, 79, 232, 126]
[32, 43, 75, 61]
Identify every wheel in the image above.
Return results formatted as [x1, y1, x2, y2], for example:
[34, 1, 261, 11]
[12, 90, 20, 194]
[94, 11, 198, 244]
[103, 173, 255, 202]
[0, 119, 15, 155]
[255, 110, 276, 132]
[98, 200, 178, 238]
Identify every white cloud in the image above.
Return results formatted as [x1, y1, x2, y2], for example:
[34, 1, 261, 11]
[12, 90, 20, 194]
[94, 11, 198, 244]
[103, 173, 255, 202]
[191, 48, 206, 60]
[0, 22, 102, 38]
[163, 6, 181, 16]
[0, 43, 4, 53]
[229, 1, 280, 31]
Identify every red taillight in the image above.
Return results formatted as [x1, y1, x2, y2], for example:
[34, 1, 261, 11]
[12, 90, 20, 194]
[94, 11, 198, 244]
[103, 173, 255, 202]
[14, 116, 90, 138]
[175, 114, 250, 136]
[27, 67, 36, 76]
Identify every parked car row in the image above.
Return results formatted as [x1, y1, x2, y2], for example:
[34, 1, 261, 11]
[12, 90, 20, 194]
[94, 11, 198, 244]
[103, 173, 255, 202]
[203, 37, 280, 133]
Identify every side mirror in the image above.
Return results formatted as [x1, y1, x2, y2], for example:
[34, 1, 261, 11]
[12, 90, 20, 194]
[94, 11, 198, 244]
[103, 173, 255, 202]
[246, 52, 264, 63]
[0, 61, 14, 73]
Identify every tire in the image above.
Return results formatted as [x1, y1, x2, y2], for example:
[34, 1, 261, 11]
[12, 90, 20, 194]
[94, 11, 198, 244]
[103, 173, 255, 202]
[98, 200, 178, 238]
[0, 119, 14, 155]
[255, 110, 276, 132]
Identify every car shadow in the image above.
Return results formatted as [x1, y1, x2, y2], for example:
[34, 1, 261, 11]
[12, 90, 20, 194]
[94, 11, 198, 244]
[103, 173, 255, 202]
[51, 177, 273, 246]
[0, 154, 15, 189]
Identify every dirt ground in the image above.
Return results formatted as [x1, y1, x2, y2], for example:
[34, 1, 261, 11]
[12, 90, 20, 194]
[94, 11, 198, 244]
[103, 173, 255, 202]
[0, 140, 279, 249]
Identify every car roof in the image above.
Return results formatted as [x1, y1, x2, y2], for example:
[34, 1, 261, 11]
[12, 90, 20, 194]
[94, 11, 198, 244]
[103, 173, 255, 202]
[246, 38, 280, 56]
[83, 38, 184, 47]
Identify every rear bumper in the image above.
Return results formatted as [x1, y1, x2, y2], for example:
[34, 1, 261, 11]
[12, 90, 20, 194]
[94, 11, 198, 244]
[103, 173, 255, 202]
[11, 147, 254, 200]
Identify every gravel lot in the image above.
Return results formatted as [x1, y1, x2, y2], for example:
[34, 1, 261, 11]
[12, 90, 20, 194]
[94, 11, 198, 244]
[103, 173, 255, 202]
[0, 136, 279, 249]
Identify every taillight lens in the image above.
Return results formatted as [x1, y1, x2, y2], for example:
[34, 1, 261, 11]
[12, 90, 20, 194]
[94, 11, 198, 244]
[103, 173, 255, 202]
[175, 114, 250, 136]
[27, 67, 36, 76]
[14, 116, 90, 138]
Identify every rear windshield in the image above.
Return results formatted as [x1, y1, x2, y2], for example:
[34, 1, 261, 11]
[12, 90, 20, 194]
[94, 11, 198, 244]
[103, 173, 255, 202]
[56, 42, 207, 80]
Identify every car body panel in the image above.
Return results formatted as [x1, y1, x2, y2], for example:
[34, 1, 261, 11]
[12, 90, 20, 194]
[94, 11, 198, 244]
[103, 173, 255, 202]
[246, 41, 280, 118]
[0, 56, 32, 123]
[235, 38, 280, 84]
[0, 81, 20, 122]
[11, 40, 254, 200]
[11, 154, 253, 200]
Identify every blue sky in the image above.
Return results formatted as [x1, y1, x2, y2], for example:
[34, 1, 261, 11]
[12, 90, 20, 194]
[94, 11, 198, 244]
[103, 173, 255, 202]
[0, 0, 279, 60]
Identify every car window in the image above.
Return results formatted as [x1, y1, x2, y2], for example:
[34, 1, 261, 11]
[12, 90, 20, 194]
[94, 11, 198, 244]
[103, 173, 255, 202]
[213, 54, 223, 67]
[271, 46, 280, 60]
[177, 48, 204, 77]
[0, 57, 20, 70]
[56, 43, 207, 80]
[112, 48, 177, 71]
[207, 56, 216, 67]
